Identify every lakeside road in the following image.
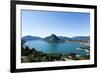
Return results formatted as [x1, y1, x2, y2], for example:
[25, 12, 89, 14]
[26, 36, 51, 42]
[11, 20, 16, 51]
[79, 42, 90, 47]
[65, 40, 90, 47]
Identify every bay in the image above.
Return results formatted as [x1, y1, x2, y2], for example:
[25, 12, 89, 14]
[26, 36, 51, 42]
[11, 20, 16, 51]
[24, 40, 89, 56]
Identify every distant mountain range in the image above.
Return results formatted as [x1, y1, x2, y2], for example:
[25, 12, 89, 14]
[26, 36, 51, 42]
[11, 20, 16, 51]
[21, 35, 42, 44]
[72, 36, 90, 41]
[22, 34, 90, 43]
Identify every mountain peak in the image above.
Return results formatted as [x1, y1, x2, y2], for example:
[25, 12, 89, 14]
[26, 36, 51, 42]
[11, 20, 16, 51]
[51, 34, 56, 36]
[44, 34, 64, 43]
[50, 34, 58, 38]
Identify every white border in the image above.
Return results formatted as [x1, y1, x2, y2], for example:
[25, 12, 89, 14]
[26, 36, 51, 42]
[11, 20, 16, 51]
[16, 4, 94, 69]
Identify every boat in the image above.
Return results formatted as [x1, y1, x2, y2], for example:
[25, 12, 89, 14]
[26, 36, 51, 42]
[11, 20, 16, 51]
[76, 48, 82, 50]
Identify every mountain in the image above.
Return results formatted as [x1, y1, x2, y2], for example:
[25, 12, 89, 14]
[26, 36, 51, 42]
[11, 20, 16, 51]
[59, 36, 72, 41]
[44, 34, 64, 43]
[72, 36, 90, 41]
[21, 35, 90, 44]
[22, 35, 42, 43]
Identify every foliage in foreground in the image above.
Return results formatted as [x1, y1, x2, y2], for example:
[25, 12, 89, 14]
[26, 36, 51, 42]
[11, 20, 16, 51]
[21, 46, 90, 63]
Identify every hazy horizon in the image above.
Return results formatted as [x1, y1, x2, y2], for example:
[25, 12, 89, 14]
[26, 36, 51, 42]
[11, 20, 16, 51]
[22, 10, 90, 38]
[22, 34, 90, 38]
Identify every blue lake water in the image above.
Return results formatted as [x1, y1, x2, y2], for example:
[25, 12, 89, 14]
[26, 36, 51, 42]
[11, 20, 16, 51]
[24, 40, 88, 56]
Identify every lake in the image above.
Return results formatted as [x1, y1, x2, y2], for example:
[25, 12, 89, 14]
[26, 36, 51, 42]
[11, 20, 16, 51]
[24, 40, 89, 56]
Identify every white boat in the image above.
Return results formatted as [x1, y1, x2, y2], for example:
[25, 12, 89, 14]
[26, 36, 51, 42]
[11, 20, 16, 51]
[84, 49, 90, 53]
[76, 48, 82, 50]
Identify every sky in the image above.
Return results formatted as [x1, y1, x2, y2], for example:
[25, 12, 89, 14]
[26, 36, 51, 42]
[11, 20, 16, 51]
[21, 10, 90, 38]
